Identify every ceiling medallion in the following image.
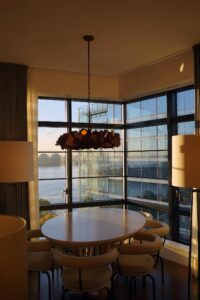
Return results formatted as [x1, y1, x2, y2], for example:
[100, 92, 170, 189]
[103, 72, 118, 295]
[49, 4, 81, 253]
[56, 35, 121, 150]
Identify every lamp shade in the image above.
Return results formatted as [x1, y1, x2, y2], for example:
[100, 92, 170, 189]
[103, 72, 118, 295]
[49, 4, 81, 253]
[172, 135, 200, 188]
[0, 141, 33, 183]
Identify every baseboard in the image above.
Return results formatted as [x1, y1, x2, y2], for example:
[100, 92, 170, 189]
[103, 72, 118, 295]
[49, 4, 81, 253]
[161, 240, 189, 267]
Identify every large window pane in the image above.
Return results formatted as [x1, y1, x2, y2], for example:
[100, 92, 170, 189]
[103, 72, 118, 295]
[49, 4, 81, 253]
[127, 181, 141, 199]
[179, 215, 190, 242]
[72, 151, 123, 177]
[142, 182, 157, 201]
[158, 184, 169, 202]
[72, 101, 122, 124]
[127, 152, 142, 177]
[127, 128, 141, 151]
[158, 151, 168, 179]
[177, 121, 195, 135]
[39, 179, 66, 205]
[177, 89, 195, 116]
[126, 95, 167, 123]
[38, 99, 67, 122]
[142, 152, 157, 178]
[127, 126, 167, 152]
[38, 153, 66, 179]
[72, 177, 123, 202]
[38, 128, 67, 151]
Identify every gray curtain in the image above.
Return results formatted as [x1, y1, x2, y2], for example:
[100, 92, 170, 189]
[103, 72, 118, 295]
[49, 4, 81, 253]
[0, 62, 30, 227]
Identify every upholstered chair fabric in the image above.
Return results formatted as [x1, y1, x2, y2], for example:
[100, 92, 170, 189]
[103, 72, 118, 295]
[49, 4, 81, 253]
[117, 232, 163, 300]
[52, 247, 118, 296]
[139, 211, 153, 220]
[27, 229, 54, 300]
[144, 219, 169, 238]
[142, 219, 170, 284]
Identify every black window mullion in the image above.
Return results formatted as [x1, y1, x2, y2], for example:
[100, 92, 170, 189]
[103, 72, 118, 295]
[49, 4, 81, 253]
[123, 103, 127, 208]
[168, 91, 179, 241]
[67, 99, 72, 212]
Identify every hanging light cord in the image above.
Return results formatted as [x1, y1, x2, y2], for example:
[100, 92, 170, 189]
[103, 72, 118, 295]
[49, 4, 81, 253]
[83, 35, 94, 128]
[87, 38, 91, 124]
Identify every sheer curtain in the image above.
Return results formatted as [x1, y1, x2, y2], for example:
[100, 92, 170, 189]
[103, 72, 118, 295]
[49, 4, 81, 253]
[27, 71, 40, 229]
[192, 44, 200, 279]
[192, 195, 198, 277]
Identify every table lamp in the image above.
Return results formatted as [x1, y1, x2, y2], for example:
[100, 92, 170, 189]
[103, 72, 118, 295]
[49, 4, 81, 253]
[0, 141, 34, 300]
[172, 134, 200, 300]
[0, 141, 33, 183]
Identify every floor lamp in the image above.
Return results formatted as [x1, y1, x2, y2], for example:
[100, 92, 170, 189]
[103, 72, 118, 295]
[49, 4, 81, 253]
[172, 134, 200, 300]
[0, 141, 33, 300]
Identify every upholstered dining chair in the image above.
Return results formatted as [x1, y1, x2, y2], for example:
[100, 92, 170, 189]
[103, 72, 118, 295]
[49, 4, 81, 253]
[52, 247, 118, 299]
[27, 229, 54, 300]
[143, 219, 169, 284]
[139, 211, 153, 220]
[117, 231, 163, 300]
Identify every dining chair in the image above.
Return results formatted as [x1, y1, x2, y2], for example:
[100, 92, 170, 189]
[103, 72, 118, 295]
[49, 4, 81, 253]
[143, 219, 169, 284]
[117, 231, 163, 300]
[52, 246, 118, 299]
[139, 211, 153, 220]
[27, 229, 54, 300]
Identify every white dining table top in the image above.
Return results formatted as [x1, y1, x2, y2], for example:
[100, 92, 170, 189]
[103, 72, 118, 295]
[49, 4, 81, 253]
[41, 207, 145, 247]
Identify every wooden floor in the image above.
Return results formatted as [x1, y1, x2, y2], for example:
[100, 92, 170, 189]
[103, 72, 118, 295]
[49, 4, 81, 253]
[38, 259, 198, 300]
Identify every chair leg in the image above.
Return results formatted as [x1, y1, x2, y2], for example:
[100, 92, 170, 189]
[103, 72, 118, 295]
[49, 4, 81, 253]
[43, 271, 52, 300]
[38, 272, 40, 300]
[129, 276, 133, 300]
[104, 286, 111, 300]
[159, 256, 165, 284]
[133, 276, 136, 295]
[142, 275, 146, 290]
[146, 274, 156, 300]
[62, 287, 67, 300]
[52, 269, 54, 286]
[108, 275, 114, 300]
[82, 292, 88, 299]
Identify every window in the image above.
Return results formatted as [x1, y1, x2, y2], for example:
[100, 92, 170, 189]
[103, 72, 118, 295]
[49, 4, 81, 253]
[38, 98, 124, 214]
[125, 87, 194, 244]
[38, 86, 194, 245]
[126, 96, 168, 210]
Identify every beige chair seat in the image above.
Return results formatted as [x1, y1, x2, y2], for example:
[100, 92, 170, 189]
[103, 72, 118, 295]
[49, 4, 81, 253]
[53, 247, 118, 298]
[62, 265, 112, 291]
[118, 254, 154, 276]
[27, 229, 54, 300]
[28, 251, 54, 272]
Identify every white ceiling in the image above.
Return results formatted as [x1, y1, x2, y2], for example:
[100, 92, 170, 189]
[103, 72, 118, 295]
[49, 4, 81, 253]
[0, 0, 200, 76]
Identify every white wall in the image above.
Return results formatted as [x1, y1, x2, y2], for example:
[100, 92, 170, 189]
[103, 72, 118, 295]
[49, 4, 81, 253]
[29, 68, 119, 101]
[119, 50, 194, 100]
[29, 50, 194, 102]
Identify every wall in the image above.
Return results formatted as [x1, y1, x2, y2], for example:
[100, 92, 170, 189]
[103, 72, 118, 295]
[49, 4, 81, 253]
[29, 51, 194, 102]
[29, 68, 119, 101]
[119, 50, 194, 100]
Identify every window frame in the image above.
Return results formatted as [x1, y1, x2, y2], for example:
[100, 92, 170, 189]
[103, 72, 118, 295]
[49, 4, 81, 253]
[38, 85, 194, 245]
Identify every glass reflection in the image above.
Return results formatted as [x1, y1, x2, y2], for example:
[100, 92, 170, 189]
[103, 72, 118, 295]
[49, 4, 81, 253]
[72, 101, 122, 124]
[72, 177, 123, 202]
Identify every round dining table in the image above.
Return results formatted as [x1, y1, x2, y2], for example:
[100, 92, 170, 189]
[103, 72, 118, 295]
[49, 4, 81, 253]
[41, 207, 145, 248]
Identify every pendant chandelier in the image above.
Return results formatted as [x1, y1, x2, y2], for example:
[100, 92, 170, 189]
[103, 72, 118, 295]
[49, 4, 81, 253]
[56, 35, 121, 150]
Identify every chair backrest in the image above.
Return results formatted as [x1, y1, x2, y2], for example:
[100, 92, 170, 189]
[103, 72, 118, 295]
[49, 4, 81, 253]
[118, 231, 163, 255]
[139, 211, 153, 220]
[144, 219, 169, 238]
[52, 247, 118, 270]
[27, 229, 51, 252]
